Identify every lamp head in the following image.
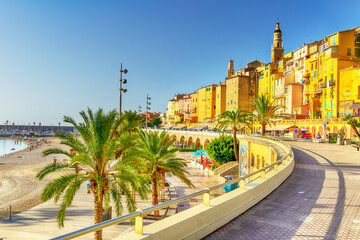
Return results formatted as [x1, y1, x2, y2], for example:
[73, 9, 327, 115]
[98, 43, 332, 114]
[122, 89, 127, 93]
[123, 69, 128, 74]
[122, 79, 127, 84]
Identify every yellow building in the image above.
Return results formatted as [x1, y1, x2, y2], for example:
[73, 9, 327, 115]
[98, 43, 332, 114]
[339, 66, 360, 114]
[226, 59, 262, 112]
[215, 82, 226, 119]
[165, 100, 175, 125]
[198, 84, 217, 123]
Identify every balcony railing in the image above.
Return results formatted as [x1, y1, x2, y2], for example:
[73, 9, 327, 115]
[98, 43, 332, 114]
[320, 83, 326, 88]
[329, 80, 335, 86]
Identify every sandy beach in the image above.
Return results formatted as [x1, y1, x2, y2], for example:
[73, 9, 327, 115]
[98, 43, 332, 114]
[0, 137, 67, 219]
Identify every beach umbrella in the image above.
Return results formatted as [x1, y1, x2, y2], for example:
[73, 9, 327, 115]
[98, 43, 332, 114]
[197, 149, 207, 153]
[191, 152, 201, 156]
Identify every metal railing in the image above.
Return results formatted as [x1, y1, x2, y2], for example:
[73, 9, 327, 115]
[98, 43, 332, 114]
[51, 137, 293, 240]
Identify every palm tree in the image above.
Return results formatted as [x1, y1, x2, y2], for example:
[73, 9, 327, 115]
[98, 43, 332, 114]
[136, 130, 194, 219]
[217, 109, 252, 162]
[120, 110, 144, 134]
[249, 94, 288, 136]
[36, 108, 148, 240]
[343, 114, 360, 141]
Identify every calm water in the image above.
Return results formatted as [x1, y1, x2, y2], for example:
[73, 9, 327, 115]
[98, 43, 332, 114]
[0, 139, 28, 156]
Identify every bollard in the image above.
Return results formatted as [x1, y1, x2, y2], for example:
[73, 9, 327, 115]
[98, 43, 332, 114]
[203, 188, 210, 206]
[8, 204, 13, 221]
[134, 209, 143, 234]
[261, 170, 266, 179]
[239, 179, 246, 189]
[274, 163, 279, 172]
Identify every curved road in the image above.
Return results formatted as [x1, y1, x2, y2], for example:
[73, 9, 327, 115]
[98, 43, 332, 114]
[205, 141, 360, 240]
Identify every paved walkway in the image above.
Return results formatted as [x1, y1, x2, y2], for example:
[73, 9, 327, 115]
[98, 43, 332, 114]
[205, 141, 360, 240]
[167, 152, 224, 212]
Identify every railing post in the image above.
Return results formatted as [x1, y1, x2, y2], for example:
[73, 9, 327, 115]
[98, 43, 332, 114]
[274, 163, 279, 172]
[135, 209, 143, 234]
[239, 178, 246, 189]
[203, 188, 210, 206]
[261, 170, 266, 179]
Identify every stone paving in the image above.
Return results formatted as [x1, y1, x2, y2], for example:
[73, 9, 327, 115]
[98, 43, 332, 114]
[167, 152, 224, 212]
[204, 142, 360, 240]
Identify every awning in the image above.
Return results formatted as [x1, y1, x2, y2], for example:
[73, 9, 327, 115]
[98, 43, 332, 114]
[350, 103, 360, 110]
[189, 125, 208, 130]
[266, 124, 292, 131]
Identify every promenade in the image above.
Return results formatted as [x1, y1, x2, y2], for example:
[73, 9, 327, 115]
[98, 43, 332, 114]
[0, 152, 222, 240]
[205, 141, 360, 239]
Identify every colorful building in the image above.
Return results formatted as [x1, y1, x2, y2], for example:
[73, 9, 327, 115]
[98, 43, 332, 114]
[215, 82, 226, 119]
[225, 59, 262, 112]
[190, 91, 199, 123]
[198, 84, 217, 123]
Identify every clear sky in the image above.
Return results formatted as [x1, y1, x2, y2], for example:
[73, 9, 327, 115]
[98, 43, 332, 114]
[0, 0, 359, 125]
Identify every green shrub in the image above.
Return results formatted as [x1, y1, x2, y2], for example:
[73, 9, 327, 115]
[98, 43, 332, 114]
[329, 135, 337, 143]
[179, 148, 197, 152]
[206, 135, 236, 164]
[210, 164, 217, 171]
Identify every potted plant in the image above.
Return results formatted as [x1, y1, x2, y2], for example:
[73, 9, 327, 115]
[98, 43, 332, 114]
[337, 127, 345, 145]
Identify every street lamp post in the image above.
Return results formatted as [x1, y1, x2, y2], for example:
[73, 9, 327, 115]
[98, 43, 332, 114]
[332, 89, 346, 133]
[119, 63, 128, 121]
[146, 94, 151, 129]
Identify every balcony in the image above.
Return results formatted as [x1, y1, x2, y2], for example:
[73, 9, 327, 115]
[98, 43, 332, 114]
[302, 79, 310, 85]
[329, 80, 335, 86]
[320, 83, 326, 89]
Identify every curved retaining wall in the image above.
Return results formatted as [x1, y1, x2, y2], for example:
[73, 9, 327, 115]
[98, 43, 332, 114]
[118, 136, 294, 240]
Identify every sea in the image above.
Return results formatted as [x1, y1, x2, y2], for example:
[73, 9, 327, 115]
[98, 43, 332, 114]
[0, 139, 28, 156]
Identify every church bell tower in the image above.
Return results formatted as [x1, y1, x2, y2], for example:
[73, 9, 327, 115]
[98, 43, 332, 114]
[271, 21, 284, 62]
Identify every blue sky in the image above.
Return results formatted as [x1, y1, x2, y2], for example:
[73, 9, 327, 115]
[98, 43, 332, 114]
[0, 0, 359, 125]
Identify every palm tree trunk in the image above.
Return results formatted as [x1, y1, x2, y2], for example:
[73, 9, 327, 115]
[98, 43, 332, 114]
[350, 124, 360, 141]
[151, 175, 159, 220]
[94, 192, 103, 240]
[261, 124, 266, 136]
[233, 129, 239, 162]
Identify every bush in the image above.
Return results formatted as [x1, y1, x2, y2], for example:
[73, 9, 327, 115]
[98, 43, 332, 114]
[210, 164, 217, 171]
[329, 135, 337, 143]
[206, 135, 236, 164]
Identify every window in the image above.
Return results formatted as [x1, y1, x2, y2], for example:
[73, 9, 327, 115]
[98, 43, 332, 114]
[330, 111, 333, 118]
[230, 100, 233, 104]
[346, 91, 350, 97]
[266, 87, 268, 93]
[324, 102, 327, 109]
[217, 94, 219, 98]
[272, 86, 274, 92]
[347, 48, 351, 56]
[356, 36, 360, 46]
[325, 76, 327, 82]
[330, 101, 333, 109]
[332, 36, 336, 45]
[257, 155, 260, 168]
[326, 112, 329, 119]
[355, 48, 360, 57]
[266, 72, 269, 77]
[251, 154, 254, 167]
[314, 71, 317, 78]
[331, 74, 334, 81]
[331, 61, 334, 71]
